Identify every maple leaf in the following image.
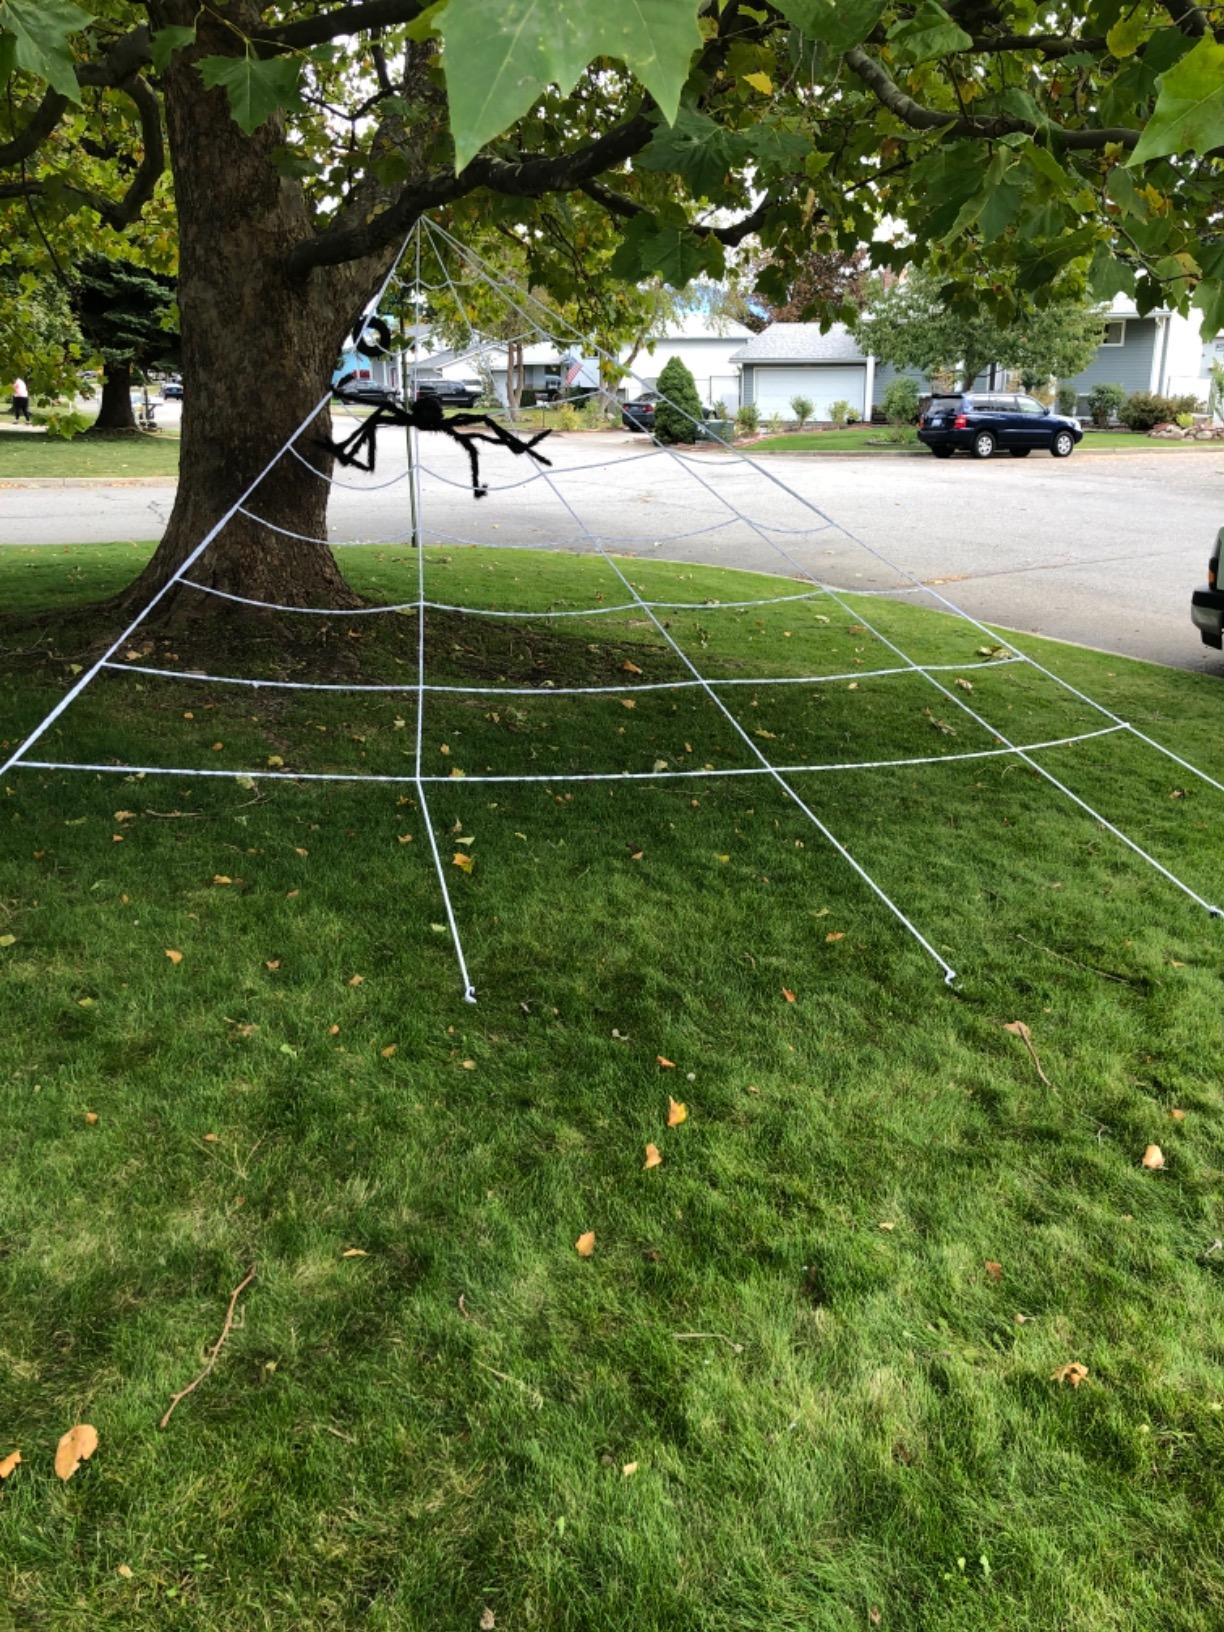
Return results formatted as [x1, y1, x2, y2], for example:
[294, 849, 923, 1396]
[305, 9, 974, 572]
[667, 1097, 688, 1127]
[575, 1230, 596, 1257]
[164, 948, 183, 965]
[54, 1424, 98, 1481]
[1141, 1144, 1166, 1170]
[644, 1143, 663, 1169]
[452, 851, 474, 872]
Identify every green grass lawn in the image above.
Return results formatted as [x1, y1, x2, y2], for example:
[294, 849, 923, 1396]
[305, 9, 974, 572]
[2, 542, 1223, 1631]
[0, 428, 181, 480]
[753, 427, 1216, 454]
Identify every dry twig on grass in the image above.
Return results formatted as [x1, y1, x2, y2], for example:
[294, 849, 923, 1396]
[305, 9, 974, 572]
[159, 1266, 256, 1430]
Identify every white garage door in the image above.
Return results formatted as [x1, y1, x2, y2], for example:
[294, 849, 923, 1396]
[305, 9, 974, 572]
[753, 366, 867, 421]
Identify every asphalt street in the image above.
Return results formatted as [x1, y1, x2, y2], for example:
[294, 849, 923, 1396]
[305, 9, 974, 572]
[3, 424, 1221, 675]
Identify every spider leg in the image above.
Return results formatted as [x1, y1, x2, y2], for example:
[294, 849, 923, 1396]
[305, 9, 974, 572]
[443, 425, 488, 498]
[455, 414, 553, 467]
[317, 403, 391, 472]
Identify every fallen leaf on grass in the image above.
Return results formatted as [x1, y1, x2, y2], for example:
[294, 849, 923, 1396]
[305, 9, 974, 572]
[621, 1461, 639, 1477]
[480, 1610, 496, 1631]
[113, 810, 136, 823]
[619, 698, 636, 709]
[380, 1044, 398, 1058]
[1169, 1108, 1186, 1121]
[397, 833, 413, 844]
[264, 959, 281, 971]
[657, 1055, 675, 1069]
[0, 934, 15, 949]
[164, 949, 183, 965]
[782, 987, 796, 1003]
[340, 1248, 368, 1259]
[878, 1220, 896, 1232]
[84, 1111, 98, 1125]
[667, 1097, 688, 1127]
[452, 851, 474, 873]
[575, 1231, 596, 1258]
[294, 846, 308, 857]
[622, 661, 642, 675]
[328, 1024, 340, 1036]
[202, 1133, 218, 1144]
[0, 1450, 20, 1479]
[54, 1424, 98, 1482]
[1141, 1144, 1165, 1170]
[1050, 1362, 1089, 1388]
[984, 1260, 1003, 1282]
[1003, 1020, 1052, 1086]
[346, 973, 364, 987]
[212, 875, 233, 886]
[825, 932, 845, 944]
[116, 1564, 133, 1579]
[644, 1143, 663, 1170]
[461, 1059, 476, 1070]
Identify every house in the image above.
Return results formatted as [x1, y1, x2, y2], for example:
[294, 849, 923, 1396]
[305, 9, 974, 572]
[1058, 296, 1210, 414]
[623, 311, 754, 409]
[729, 323, 877, 420]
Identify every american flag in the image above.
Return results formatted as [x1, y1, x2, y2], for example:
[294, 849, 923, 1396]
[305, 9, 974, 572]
[561, 355, 583, 387]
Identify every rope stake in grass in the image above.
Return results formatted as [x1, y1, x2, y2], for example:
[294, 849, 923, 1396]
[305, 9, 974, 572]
[159, 1265, 257, 1430]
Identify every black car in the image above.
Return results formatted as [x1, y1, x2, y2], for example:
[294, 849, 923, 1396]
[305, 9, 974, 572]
[162, 379, 183, 399]
[336, 379, 401, 407]
[1191, 527, 1223, 650]
[918, 392, 1083, 459]
[622, 393, 659, 431]
[414, 376, 482, 408]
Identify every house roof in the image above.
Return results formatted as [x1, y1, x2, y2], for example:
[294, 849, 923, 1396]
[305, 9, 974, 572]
[651, 310, 754, 342]
[727, 322, 866, 365]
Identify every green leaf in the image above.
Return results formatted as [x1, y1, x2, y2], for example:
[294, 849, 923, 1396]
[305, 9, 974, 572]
[775, 0, 886, 53]
[197, 53, 304, 136]
[637, 106, 747, 197]
[1088, 244, 1136, 301]
[405, 0, 448, 42]
[439, 0, 703, 173]
[743, 121, 810, 175]
[0, 0, 91, 101]
[1192, 278, 1224, 341]
[609, 212, 722, 286]
[886, 2, 972, 65]
[151, 25, 196, 74]
[1105, 11, 1147, 59]
[1105, 163, 1149, 218]
[1130, 35, 1224, 165]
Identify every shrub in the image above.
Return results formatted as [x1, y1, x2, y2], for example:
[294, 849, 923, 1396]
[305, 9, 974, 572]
[1118, 390, 1179, 432]
[1175, 412, 1195, 430]
[882, 376, 921, 424]
[735, 402, 760, 436]
[1169, 392, 1204, 417]
[520, 387, 537, 409]
[789, 394, 814, 429]
[552, 404, 582, 431]
[710, 399, 727, 420]
[578, 396, 607, 429]
[1056, 385, 1078, 415]
[1086, 382, 1126, 426]
[846, 407, 860, 424]
[829, 399, 851, 425]
[653, 355, 704, 444]
[766, 411, 784, 435]
[41, 409, 91, 440]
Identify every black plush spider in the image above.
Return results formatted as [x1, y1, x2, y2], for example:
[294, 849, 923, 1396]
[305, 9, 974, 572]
[321, 377, 552, 499]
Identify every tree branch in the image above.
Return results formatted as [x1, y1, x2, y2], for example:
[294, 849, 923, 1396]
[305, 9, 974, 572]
[845, 47, 1140, 149]
[968, 33, 1108, 57]
[579, 179, 779, 245]
[254, 0, 426, 55]
[0, 88, 70, 169]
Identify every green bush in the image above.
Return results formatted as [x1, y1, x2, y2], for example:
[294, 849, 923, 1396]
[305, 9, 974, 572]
[1056, 385, 1078, 415]
[1118, 390, 1183, 432]
[829, 399, 851, 426]
[552, 404, 582, 431]
[1087, 382, 1126, 426]
[1169, 392, 1204, 417]
[1175, 412, 1195, 430]
[41, 409, 92, 440]
[711, 399, 727, 420]
[520, 388, 537, 409]
[735, 402, 760, 436]
[882, 376, 921, 424]
[789, 394, 814, 428]
[846, 407, 860, 424]
[653, 356, 704, 444]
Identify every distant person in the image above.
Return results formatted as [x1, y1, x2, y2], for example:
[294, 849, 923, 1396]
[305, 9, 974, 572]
[11, 378, 30, 423]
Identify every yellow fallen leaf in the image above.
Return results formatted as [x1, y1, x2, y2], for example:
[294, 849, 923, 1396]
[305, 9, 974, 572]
[667, 1097, 687, 1127]
[54, 1424, 98, 1482]
[164, 948, 183, 965]
[0, 934, 15, 948]
[984, 1259, 1003, 1282]
[480, 1610, 495, 1632]
[210, 742, 224, 752]
[264, 959, 281, 971]
[328, 1024, 340, 1036]
[878, 1220, 895, 1231]
[0, 1449, 20, 1479]
[116, 1564, 133, 1580]
[380, 1044, 398, 1058]
[347, 973, 364, 987]
[448, 767, 465, 779]
[1050, 1362, 1089, 1388]
[1141, 1143, 1165, 1170]
[622, 660, 643, 675]
[619, 698, 637, 709]
[575, 1230, 596, 1257]
[657, 1055, 676, 1070]
[644, 1143, 663, 1170]
[113, 810, 136, 823]
[452, 851, 474, 872]
[461, 1059, 476, 1070]
[782, 987, 796, 1003]
[716, 854, 730, 863]
[341, 1248, 368, 1259]
[266, 755, 284, 768]
[1169, 1108, 1186, 1121]
[825, 931, 845, 944]
[397, 833, 413, 844]
[212, 875, 233, 885]
[621, 1461, 639, 1476]
[84, 1111, 98, 1125]
[294, 846, 308, 857]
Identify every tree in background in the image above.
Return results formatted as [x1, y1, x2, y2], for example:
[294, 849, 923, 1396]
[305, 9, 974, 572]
[73, 257, 179, 433]
[653, 356, 704, 444]
[855, 271, 1104, 393]
[3, 1, 1223, 612]
[0, 273, 83, 405]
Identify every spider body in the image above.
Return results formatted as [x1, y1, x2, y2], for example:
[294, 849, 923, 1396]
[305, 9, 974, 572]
[321, 380, 552, 498]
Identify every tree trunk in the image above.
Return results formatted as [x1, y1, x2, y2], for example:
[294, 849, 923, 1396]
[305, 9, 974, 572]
[960, 359, 983, 392]
[116, 11, 394, 621]
[505, 338, 523, 421]
[90, 359, 138, 433]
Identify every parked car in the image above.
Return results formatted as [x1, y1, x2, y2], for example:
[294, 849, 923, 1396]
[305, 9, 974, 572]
[414, 376, 482, 408]
[336, 379, 401, 406]
[1191, 527, 1223, 651]
[918, 392, 1083, 459]
[162, 379, 183, 399]
[622, 393, 659, 431]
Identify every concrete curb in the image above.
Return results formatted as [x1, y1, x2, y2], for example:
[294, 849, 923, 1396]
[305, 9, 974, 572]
[0, 476, 178, 490]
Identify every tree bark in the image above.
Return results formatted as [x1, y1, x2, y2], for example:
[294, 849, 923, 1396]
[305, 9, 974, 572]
[504, 338, 523, 421]
[116, 9, 397, 621]
[90, 359, 138, 433]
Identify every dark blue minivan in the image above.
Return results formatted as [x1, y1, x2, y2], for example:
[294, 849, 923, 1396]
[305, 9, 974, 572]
[918, 392, 1083, 460]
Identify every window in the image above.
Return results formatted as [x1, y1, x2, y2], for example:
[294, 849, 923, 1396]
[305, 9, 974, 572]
[1016, 396, 1045, 415]
[1102, 319, 1126, 347]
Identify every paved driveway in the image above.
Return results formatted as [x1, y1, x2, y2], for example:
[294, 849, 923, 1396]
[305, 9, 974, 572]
[3, 428, 1221, 674]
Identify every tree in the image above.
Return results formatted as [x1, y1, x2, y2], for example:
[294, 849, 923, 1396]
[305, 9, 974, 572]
[0, 272, 83, 403]
[854, 270, 1105, 392]
[73, 256, 178, 432]
[653, 355, 704, 444]
[2, 2, 1222, 614]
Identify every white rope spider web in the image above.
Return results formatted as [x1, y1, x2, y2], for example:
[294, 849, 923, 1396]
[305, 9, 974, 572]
[2, 218, 1220, 1003]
